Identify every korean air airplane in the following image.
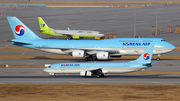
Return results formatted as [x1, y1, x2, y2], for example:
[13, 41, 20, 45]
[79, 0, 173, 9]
[38, 17, 104, 39]
[44, 44, 154, 77]
[7, 17, 175, 61]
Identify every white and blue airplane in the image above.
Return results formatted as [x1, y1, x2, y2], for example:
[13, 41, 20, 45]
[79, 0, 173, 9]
[44, 44, 154, 77]
[7, 17, 175, 61]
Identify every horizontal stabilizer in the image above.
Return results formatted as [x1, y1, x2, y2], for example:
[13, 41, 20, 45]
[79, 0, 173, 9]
[9, 39, 32, 45]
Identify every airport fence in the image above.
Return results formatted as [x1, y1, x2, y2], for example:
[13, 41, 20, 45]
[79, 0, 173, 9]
[0, 3, 46, 7]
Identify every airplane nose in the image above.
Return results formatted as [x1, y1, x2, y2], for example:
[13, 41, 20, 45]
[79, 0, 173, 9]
[170, 44, 176, 50]
[43, 68, 47, 71]
[99, 34, 105, 37]
[166, 42, 176, 51]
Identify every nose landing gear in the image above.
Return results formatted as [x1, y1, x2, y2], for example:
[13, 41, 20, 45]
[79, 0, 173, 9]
[156, 54, 161, 61]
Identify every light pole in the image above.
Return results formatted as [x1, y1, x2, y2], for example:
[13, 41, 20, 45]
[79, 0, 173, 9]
[134, 0, 136, 37]
[155, 0, 158, 35]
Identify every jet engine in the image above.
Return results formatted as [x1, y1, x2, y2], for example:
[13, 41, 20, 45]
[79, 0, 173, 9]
[80, 70, 92, 76]
[96, 52, 109, 60]
[72, 50, 85, 58]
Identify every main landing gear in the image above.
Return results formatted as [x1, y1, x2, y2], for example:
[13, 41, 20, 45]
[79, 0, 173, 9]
[96, 74, 104, 78]
[95, 69, 104, 78]
[156, 54, 161, 61]
[50, 73, 56, 77]
[53, 74, 56, 77]
[85, 55, 97, 61]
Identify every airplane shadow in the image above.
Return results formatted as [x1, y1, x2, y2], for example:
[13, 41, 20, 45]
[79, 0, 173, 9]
[29, 56, 178, 61]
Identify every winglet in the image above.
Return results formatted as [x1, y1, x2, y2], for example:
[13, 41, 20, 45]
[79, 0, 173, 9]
[67, 27, 70, 30]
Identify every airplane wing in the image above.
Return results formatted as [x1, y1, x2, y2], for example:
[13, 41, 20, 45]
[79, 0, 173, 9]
[89, 68, 104, 75]
[41, 47, 120, 54]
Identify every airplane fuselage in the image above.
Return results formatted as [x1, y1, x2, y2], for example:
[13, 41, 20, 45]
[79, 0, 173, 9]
[12, 38, 175, 57]
[54, 29, 104, 38]
[42, 28, 105, 38]
[44, 62, 150, 74]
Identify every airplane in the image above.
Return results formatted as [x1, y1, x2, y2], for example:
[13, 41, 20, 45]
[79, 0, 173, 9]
[38, 17, 105, 39]
[44, 44, 155, 77]
[7, 16, 175, 61]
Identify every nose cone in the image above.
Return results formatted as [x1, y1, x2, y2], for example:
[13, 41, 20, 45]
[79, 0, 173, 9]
[165, 42, 176, 52]
[99, 33, 105, 37]
[167, 43, 176, 51]
[43, 68, 48, 72]
[94, 32, 105, 37]
[170, 44, 176, 50]
[156, 41, 176, 53]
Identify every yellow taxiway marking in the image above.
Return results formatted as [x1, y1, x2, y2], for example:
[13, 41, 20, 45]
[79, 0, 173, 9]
[22, 53, 25, 55]
[152, 82, 176, 85]
[0, 62, 2, 64]
[28, 63, 35, 65]
[0, 72, 3, 74]
[69, 81, 91, 85]
[5, 45, 8, 47]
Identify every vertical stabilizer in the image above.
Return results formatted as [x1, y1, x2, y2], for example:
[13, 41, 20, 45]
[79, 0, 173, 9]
[7, 16, 41, 40]
[38, 17, 55, 35]
[131, 44, 154, 63]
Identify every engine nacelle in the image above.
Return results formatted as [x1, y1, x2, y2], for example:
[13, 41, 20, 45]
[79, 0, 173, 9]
[72, 50, 85, 58]
[72, 35, 80, 39]
[80, 70, 92, 76]
[96, 52, 109, 60]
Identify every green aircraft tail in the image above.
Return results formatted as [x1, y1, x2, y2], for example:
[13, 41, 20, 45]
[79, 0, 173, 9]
[38, 17, 55, 35]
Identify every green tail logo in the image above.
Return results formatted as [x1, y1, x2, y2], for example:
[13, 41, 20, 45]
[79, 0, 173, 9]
[40, 23, 46, 27]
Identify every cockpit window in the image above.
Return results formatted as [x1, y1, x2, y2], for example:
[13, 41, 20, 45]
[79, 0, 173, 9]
[47, 66, 51, 68]
[161, 40, 166, 41]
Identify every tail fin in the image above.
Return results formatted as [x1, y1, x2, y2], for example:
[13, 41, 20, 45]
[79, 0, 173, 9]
[38, 17, 52, 34]
[131, 44, 154, 63]
[7, 16, 41, 40]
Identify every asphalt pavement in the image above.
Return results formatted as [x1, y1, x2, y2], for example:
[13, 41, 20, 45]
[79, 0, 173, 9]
[0, 3, 180, 84]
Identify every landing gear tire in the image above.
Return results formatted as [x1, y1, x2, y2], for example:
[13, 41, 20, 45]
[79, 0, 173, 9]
[101, 74, 104, 77]
[97, 74, 104, 78]
[85, 57, 88, 61]
[89, 57, 93, 61]
[157, 54, 161, 61]
[92, 57, 97, 61]
[156, 57, 161, 61]
[53, 74, 56, 77]
[85, 56, 97, 61]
